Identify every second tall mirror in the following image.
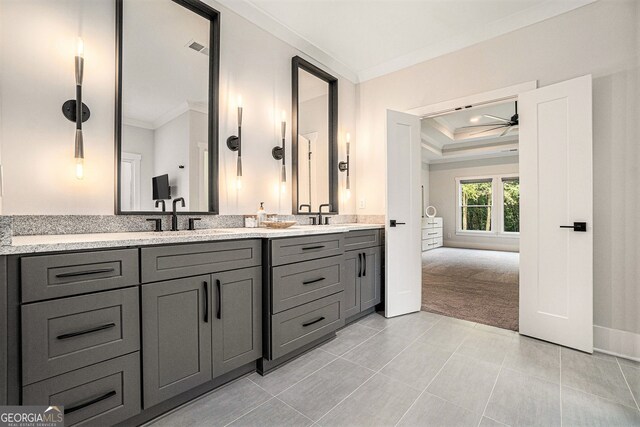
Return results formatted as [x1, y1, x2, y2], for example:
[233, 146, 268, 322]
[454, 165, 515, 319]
[292, 56, 338, 214]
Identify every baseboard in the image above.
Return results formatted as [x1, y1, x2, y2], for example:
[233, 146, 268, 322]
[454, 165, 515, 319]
[593, 325, 640, 362]
[443, 240, 519, 252]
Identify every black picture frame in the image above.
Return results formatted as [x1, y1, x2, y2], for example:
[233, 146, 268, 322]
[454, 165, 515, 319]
[291, 56, 339, 215]
[115, 0, 220, 215]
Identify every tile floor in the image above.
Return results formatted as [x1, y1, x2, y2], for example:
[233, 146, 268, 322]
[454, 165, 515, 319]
[149, 311, 640, 427]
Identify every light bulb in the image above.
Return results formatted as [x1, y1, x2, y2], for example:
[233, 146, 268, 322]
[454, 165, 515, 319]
[76, 37, 84, 57]
[345, 189, 351, 200]
[281, 181, 286, 193]
[237, 95, 243, 109]
[236, 176, 242, 190]
[281, 110, 286, 122]
[75, 158, 84, 180]
[346, 132, 351, 143]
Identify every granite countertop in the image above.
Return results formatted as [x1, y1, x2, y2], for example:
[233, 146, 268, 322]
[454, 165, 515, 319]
[2, 223, 385, 255]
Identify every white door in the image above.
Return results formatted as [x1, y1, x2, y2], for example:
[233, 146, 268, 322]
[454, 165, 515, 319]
[519, 75, 593, 352]
[385, 110, 422, 318]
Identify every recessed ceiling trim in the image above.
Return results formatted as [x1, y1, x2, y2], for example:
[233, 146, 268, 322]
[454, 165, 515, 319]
[213, 0, 359, 83]
[358, 0, 596, 82]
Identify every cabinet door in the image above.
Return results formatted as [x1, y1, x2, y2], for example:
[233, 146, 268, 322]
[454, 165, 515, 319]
[212, 267, 262, 377]
[360, 247, 382, 311]
[142, 275, 212, 408]
[343, 251, 361, 318]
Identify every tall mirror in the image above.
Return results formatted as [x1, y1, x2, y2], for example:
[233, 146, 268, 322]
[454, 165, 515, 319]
[116, 0, 219, 214]
[292, 56, 338, 214]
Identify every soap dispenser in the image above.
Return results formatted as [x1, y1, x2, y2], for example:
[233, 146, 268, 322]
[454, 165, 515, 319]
[257, 202, 266, 226]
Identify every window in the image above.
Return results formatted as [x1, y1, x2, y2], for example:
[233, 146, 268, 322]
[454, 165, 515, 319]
[456, 174, 519, 236]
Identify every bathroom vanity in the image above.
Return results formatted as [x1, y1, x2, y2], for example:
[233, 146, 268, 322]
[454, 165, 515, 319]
[0, 224, 384, 426]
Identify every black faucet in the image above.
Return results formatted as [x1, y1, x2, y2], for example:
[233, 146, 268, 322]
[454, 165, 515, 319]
[155, 200, 166, 212]
[299, 204, 311, 212]
[171, 198, 185, 231]
[318, 204, 331, 225]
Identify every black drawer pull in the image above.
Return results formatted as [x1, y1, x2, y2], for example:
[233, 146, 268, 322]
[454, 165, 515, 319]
[302, 277, 325, 285]
[362, 252, 367, 277]
[57, 323, 116, 340]
[301, 245, 325, 251]
[203, 281, 209, 323]
[55, 268, 115, 278]
[216, 279, 222, 320]
[64, 390, 117, 414]
[302, 316, 325, 327]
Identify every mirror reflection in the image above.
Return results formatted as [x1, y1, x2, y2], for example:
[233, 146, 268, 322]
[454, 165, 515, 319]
[297, 69, 330, 210]
[119, 0, 210, 212]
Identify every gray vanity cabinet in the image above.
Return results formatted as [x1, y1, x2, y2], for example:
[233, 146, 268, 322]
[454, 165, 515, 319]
[212, 267, 262, 377]
[344, 230, 384, 321]
[141, 275, 212, 408]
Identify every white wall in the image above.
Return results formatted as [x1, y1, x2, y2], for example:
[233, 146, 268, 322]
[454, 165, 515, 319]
[429, 156, 519, 252]
[356, 0, 640, 336]
[154, 112, 190, 207]
[0, 0, 357, 215]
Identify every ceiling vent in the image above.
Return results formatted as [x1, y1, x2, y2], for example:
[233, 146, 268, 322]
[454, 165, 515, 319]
[186, 39, 209, 56]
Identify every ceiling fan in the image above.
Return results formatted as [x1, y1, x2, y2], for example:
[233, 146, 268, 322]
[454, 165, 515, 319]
[458, 102, 519, 137]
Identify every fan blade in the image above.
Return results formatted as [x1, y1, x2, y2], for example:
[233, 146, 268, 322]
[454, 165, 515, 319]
[469, 125, 508, 136]
[483, 114, 510, 123]
[500, 127, 510, 137]
[457, 122, 506, 129]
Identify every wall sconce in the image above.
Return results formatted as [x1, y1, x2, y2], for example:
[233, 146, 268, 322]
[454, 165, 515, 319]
[338, 133, 351, 199]
[227, 95, 243, 189]
[272, 110, 287, 192]
[62, 38, 90, 180]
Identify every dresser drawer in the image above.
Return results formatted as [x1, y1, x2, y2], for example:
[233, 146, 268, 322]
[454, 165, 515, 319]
[270, 292, 344, 360]
[423, 218, 443, 229]
[21, 249, 139, 303]
[141, 240, 261, 282]
[270, 234, 344, 266]
[272, 256, 345, 313]
[22, 287, 140, 385]
[421, 228, 442, 239]
[422, 237, 443, 250]
[22, 352, 141, 426]
[344, 229, 381, 252]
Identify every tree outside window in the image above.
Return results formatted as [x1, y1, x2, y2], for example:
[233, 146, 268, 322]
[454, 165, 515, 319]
[460, 181, 492, 231]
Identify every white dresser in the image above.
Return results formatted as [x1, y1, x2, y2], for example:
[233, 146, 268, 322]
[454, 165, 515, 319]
[422, 217, 443, 251]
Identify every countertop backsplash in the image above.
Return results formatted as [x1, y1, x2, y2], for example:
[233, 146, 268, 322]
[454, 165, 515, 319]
[0, 214, 384, 242]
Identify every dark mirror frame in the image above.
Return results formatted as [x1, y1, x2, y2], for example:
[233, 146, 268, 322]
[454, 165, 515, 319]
[291, 56, 339, 215]
[115, 0, 220, 215]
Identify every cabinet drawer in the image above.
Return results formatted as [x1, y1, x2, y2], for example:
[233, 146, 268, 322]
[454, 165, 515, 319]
[21, 249, 139, 303]
[22, 352, 141, 426]
[141, 240, 261, 282]
[423, 237, 443, 250]
[272, 256, 345, 313]
[22, 287, 140, 385]
[344, 229, 381, 251]
[270, 234, 344, 266]
[423, 218, 443, 229]
[421, 228, 442, 239]
[270, 292, 344, 360]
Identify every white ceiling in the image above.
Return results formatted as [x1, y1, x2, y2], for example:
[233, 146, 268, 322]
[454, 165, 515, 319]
[122, 0, 210, 127]
[421, 100, 520, 163]
[221, 0, 595, 82]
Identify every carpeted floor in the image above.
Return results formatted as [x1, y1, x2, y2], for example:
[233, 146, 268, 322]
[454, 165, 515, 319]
[421, 247, 520, 331]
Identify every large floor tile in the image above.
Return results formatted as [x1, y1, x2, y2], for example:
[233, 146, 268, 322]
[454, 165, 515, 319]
[562, 386, 640, 426]
[620, 363, 640, 407]
[474, 323, 518, 338]
[277, 358, 374, 421]
[321, 323, 378, 356]
[398, 393, 482, 427]
[356, 312, 392, 330]
[503, 335, 560, 383]
[379, 340, 453, 390]
[485, 368, 561, 426]
[317, 373, 420, 427]
[341, 329, 413, 371]
[426, 353, 501, 414]
[416, 317, 476, 353]
[382, 311, 441, 340]
[248, 349, 336, 395]
[150, 378, 271, 427]
[479, 416, 508, 427]
[561, 348, 637, 408]
[227, 398, 312, 427]
[455, 329, 514, 366]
